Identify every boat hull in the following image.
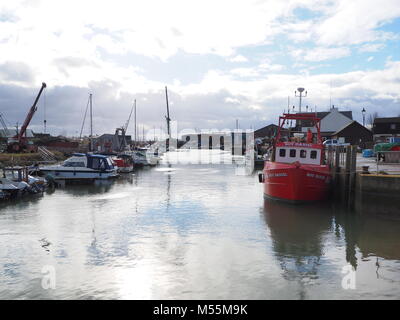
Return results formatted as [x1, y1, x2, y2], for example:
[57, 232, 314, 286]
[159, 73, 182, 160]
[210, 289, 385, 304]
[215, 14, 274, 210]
[117, 165, 134, 173]
[39, 168, 118, 180]
[263, 161, 331, 203]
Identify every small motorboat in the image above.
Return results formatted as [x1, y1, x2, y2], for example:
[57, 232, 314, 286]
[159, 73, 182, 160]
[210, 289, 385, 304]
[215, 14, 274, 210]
[39, 153, 118, 181]
[112, 154, 134, 173]
[260, 113, 332, 203]
[0, 166, 46, 198]
[131, 148, 161, 166]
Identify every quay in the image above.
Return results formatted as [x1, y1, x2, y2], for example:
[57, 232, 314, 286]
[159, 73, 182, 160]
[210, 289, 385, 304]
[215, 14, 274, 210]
[327, 145, 400, 217]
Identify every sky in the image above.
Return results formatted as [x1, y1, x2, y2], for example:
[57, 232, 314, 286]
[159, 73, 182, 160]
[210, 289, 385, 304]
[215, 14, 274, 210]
[0, 0, 400, 138]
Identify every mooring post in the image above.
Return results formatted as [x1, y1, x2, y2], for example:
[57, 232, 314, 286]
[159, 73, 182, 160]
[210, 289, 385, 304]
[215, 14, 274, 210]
[333, 146, 340, 197]
[347, 145, 357, 209]
[341, 145, 351, 203]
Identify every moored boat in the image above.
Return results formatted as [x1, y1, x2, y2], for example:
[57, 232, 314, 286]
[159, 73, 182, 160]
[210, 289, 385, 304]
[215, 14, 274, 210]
[131, 148, 161, 166]
[112, 154, 134, 173]
[39, 153, 118, 181]
[260, 113, 331, 203]
[1, 166, 46, 199]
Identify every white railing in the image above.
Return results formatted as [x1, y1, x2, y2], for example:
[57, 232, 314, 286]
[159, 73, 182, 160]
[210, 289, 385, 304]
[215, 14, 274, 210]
[38, 146, 57, 162]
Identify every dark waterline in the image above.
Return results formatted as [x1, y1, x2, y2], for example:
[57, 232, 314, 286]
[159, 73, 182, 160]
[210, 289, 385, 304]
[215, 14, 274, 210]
[1, 150, 400, 299]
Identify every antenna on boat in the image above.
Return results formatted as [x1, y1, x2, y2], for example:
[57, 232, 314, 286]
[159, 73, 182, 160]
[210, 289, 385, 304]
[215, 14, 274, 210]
[295, 87, 307, 113]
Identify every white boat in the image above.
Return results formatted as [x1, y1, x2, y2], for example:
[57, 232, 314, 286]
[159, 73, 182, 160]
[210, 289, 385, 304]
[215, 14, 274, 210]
[39, 153, 118, 180]
[1, 166, 45, 198]
[131, 148, 161, 166]
[0, 178, 22, 198]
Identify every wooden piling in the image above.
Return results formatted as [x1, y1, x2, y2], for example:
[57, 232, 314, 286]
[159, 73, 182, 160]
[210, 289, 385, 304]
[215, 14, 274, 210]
[347, 145, 357, 209]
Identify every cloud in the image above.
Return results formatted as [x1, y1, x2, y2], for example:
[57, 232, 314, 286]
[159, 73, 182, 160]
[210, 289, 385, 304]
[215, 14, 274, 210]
[292, 47, 351, 62]
[258, 63, 286, 72]
[0, 61, 35, 85]
[358, 43, 386, 53]
[0, 0, 399, 136]
[229, 55, 249, 63]
[314, 0, 400, 46]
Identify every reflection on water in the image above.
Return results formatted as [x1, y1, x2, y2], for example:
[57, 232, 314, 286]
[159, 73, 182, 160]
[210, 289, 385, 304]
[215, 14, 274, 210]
[263, 200, 333, 299]
[0, 150, 400, 299]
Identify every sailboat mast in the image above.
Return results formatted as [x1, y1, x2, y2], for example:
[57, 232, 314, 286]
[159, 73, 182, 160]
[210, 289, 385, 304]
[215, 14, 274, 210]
[90, 93, 93, 137]
[165, 86, 171, 138]
[134, 99, 137, 147]
[89, 93, 93, 151]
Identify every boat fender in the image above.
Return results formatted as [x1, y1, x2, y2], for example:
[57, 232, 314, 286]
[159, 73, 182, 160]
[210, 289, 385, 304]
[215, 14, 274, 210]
[258, 173, 264, 183]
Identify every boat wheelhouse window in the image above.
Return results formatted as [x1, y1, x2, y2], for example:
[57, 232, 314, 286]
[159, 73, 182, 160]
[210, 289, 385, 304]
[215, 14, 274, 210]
[290, 149, 296, 157]
[91, 158, 100, 169]
[310, 150, 317, 159]
[279, 149, 286, 157]
[64, 161, 85, 167]
[300, 150, 307, 158]
[106, 158, 113, 167]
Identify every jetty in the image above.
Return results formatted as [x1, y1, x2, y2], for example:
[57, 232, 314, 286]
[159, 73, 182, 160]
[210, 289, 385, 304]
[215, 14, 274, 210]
[327, 145, 400, 217]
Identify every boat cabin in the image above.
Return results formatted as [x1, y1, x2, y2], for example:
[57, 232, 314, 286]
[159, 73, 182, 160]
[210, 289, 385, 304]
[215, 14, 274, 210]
[273, 113, 324, 165]
[2, 166, 29, 182]
[275, 142, 323, 165]
[63, 153, 115, 170]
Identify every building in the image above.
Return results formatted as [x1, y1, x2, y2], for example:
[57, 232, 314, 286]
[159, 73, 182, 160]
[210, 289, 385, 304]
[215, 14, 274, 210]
[330, 121, 373, 146]
[181, 131, 250, 153]
[92, 133, 132, 153]
[254, 124, 281, 139]
[295, 107, 353, 138]
[372, 117, 400, 141]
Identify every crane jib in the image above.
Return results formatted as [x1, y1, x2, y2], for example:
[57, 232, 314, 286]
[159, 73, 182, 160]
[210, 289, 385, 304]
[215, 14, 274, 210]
[17, 82, 47, 141]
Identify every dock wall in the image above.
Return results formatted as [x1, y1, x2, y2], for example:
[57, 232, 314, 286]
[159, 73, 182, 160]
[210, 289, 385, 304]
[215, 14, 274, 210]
[354, 174, 400, 218]
[328, 145, 400, 217]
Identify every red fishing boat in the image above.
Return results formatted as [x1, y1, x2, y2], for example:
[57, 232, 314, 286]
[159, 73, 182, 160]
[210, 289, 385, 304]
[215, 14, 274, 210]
[260, 113, 331, 203]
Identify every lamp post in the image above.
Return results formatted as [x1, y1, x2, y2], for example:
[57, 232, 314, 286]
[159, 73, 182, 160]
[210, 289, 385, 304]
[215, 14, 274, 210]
[362, 107, 366, 127]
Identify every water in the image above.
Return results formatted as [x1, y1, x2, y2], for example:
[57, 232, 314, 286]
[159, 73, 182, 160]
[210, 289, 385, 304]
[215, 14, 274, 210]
[1, 150, 400, 299]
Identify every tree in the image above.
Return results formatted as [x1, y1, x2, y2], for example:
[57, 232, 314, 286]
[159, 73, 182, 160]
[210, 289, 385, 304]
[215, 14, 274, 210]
[368, 111, 379, 126]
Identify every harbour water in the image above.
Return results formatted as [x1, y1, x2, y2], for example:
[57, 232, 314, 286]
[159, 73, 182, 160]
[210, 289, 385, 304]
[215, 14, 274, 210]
[1, 150, 400, 299]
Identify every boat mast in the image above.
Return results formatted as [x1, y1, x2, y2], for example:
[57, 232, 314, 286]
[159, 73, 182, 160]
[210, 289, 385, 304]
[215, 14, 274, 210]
[134, 99, 137, 148]
[89, 93, 93, 151]
[165, 86, 171, 139]
[165, 86, 171, 151]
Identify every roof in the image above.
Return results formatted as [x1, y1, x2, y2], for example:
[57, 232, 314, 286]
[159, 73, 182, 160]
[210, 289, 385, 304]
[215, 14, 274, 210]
[255, 124, 288, 132]
[332, 120, 371, 135]
[296, 110, 353, 120]
[94, 133, 132, 140]
[374, 117, 400, 124]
